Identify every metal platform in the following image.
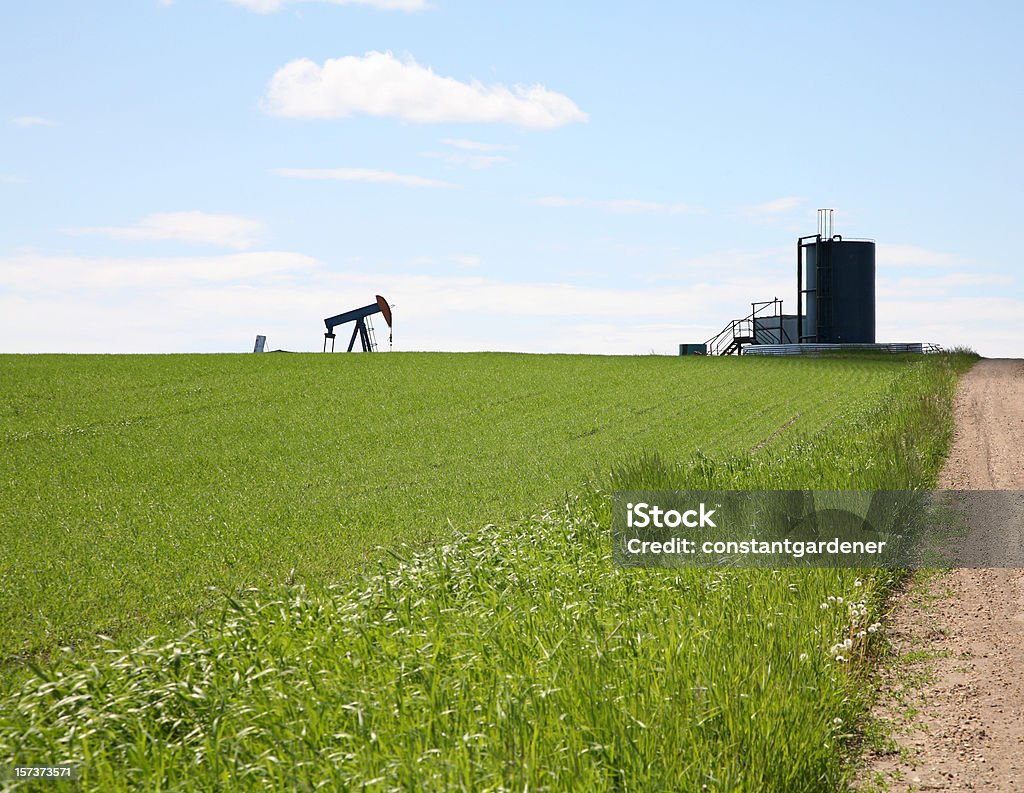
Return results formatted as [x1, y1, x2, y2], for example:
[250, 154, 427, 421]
[742, 342, 934, 356]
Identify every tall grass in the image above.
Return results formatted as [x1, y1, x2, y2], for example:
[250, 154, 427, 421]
[0, 352, 912, 671]
[0, 352, 975, 791]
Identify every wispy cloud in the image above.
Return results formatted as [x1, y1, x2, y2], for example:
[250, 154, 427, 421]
[0, 251, 318, 293]
[274, 167, 458, 188]
[228, 0, 427, 11]
[0, 252, 787, 354]
[877, 295, 1024, 353]
[0, 175, 26, 185]
[419, 151, 509, 170]
[440, 139, 516, 153]
[419, 138, 517, 169]
[882, 273, 1012, 288]
[877, 243, 964, 268]
[1, 252, 1018, 357]
[534, 196, 695, 215]
[878, 272, 1013, 300]
[65, 211, 265, 250]
[12, 116, 56, 128]
[743, 197, 801, 215]
[261, 51, 587, 129]
[406, 254, 481, 268]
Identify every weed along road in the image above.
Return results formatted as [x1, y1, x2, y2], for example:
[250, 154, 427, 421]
[861, 359, 1024, 791]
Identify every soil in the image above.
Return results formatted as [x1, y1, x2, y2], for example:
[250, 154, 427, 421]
[858, 359, 1024, 791]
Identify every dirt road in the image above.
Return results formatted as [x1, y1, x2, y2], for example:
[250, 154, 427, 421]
[860, 359, 1024, 791]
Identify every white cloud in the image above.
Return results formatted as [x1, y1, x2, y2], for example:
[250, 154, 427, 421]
[404, 254, 480, 267]
[0, 252, 318, 293]
[877, 243, 964, 269]
[1, 175, 26, 184]
[1, 250, 1018, 357]
[273, 167, 458, 188]
[65, 212, 265, 250]
[261, 51, 588, 129]
[421, 139, 516, 168]
[875, 271, 1014, 303]
[0, 252, 772, 354]
[228, 0, 426, 11]
[878, 295, 1024, 354]
[12, 116, 55, 128]
[535, 196, 695, 215]
[879, 272, 1012, 290]
[744, 197, 802, 215]
[679, 246, 789, 269]
[419, 151, 509, 170]
[440, 138, 516, 152]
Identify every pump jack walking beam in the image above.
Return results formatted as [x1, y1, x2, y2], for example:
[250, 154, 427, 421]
[323, 295, 393, 352]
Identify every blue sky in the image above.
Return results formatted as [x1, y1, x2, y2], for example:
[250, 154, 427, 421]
[2, 0, 1021, 355]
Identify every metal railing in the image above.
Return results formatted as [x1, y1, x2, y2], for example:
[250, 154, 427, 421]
[705, 298, 787, 355]
[743, 342, 931, 356]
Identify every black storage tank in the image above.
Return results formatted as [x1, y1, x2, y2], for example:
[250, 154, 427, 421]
[802, 239, 875, 343]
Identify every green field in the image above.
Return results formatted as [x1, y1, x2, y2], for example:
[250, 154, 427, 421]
[0, 351, 974, 791]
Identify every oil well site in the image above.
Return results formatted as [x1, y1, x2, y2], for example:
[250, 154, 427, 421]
[296, 210, 938, 362]
[5, 1, 1022, 790]
[0, 207, 999, 793]
[695, 210, 937, 357]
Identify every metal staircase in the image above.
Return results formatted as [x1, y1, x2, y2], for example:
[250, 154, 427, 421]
[707, 318, 755, 356]
[705, 298, 791, 355]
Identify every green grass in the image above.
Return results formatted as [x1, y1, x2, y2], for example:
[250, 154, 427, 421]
[0, 351, 976, 791]
[1, 351, 917, 669]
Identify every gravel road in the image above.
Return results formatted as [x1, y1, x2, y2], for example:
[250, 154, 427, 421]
[860, 359, 1024, 791]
